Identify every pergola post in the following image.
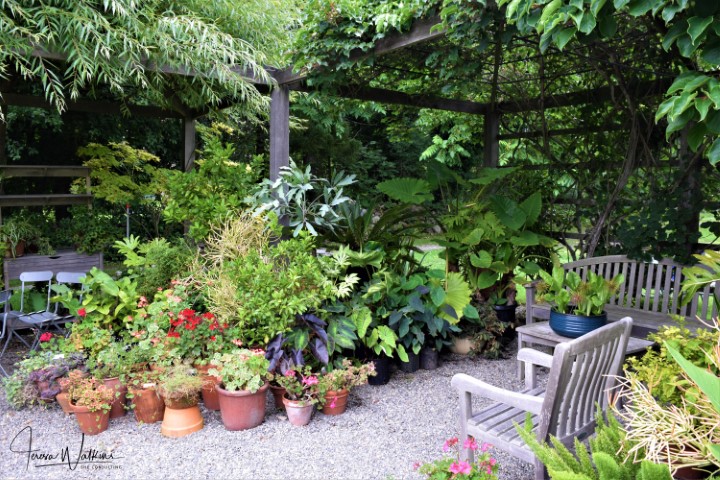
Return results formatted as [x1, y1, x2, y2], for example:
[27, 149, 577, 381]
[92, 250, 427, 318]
[183, 116, 196, 172]
[270, 85, 290, 180]
[483, 112, 499, 168]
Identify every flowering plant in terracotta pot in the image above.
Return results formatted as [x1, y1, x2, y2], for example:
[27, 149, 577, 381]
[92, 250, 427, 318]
[68, 376, 115, 413]
[166, 309, 230, 363]
[318, 359, 374, 395]
[415, 437, 499, 480]
[209, 349, 270, 392]
[274, 365, 321, 406]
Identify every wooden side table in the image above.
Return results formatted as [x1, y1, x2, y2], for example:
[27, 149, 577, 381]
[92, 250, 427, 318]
[516, 321, 654, 388]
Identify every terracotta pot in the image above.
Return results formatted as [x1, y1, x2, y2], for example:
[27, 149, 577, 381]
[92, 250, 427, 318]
[103, 377, 128, 418]
[56, 392, 74, 415]
[5, 240, 25, 258]
[216, 383, 268, 431]
[321, 389, 349, 416]
[73, 404, 110, 435]
[269, 384, 286, 410]
[149, 364, 166, 373]
[282, 396, 314, 426]
[130, 386, 164, 424]
[450, 336, 478, 355]
[193, 363, 221, 411]
[160, 404, 204, 438]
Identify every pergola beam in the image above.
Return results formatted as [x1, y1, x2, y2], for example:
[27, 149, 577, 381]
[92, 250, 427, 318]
[0, 92, 184, 119]
[272, 16, 445, 86]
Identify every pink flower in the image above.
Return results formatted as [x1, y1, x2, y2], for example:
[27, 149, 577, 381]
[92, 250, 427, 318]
[449, 461, 471, 475]
[442, 437, 458, 452]
[232, 339, 243, 347]
[284, 370, 295, 377]
[77, 308, 87, 318]
[463, 438, 479, 451]
[137, 296, 148, 307]
[481, 442, 491, 452]
[39, 332, 52, 342]
[489, 458, 496, 466]
[412, 462, 421, 471]
[302, 375, 318, 386]
[329, 398, 337, 409]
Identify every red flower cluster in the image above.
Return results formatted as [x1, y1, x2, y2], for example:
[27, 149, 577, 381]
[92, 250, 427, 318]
[39, 332, 53, 342]
[164, 308, 230, 361]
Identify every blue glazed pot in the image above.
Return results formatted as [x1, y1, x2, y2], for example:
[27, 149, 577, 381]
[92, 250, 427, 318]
[549, 309, 607, 338]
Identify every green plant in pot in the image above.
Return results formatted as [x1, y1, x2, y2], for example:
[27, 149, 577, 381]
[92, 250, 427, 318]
[67, 374, 115, 435]
[87, 338, 133, 419]
[452, 302, 508, 359]
[0, 216, 35, 258]
[536, 264, 623, 338]
[273, 364, 320, 426]
[209, 349, 271, 431]
[156, 365, 205, 409]
[317, 358, 375, 415]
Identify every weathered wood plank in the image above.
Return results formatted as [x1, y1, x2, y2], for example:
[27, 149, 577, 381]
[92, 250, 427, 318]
[0, 166, 89, 177]
[0, 194, 92, 207]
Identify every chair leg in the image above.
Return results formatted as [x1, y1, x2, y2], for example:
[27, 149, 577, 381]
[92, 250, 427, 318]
[458, 390, 474, 463]
[534, 457, 549, 480]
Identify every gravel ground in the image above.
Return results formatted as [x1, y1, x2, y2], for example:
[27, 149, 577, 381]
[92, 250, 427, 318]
[0, 340, 546, 480]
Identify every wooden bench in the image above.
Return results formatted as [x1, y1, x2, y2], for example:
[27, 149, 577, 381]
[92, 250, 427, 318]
[3, 250, 103, 286]
[520, 255, 717, 386]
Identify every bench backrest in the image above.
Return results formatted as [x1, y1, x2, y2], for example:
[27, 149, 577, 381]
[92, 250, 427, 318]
[563, 254, 717, 325]
[4, 251, 103, 287]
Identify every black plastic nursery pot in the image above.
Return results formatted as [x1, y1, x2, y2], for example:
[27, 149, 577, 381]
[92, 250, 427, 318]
[493, 304, 517, 324]
[398, 351, 420, 373]
[419, 347, 439, 370]
[368, 356, 392, 385]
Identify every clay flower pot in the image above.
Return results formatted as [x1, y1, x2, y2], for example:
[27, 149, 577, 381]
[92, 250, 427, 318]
[269, 384, 286, 410]
[73, 405, 110, 435]
[56, 392, 74, 415]
[130, 386, 164, 424]
[160, 404, 204, 438]
[103, 377, 128, 418]
[216, 383, 268, 431]
[282, 396, 314, 426]
[321, 389, 349, 416]
[193, 363, 221, 411]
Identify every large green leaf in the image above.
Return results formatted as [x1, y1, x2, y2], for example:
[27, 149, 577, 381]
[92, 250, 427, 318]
[666, 343, 720, 411]
[467, 167, 518, 186]
[441, 272, 472, 324]
[470, 250, 493, 268]
[377, 178, 433, 204]
[519, 191, 542, 225]
[511, 231, 541, 246]
[489, 195, 526, 230]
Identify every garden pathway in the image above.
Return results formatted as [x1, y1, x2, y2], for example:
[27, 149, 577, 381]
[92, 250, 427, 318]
[0, 342, 542, 480]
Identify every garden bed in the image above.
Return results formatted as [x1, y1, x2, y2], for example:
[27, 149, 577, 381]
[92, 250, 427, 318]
[0, 347, 538, 480]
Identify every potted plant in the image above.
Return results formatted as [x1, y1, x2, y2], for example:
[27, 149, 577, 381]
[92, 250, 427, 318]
[156, 365, 205, 437]
[0, 216, 35, 258]
[209, 349, 271, 431]
[450, 303, 507, 359]
[415, 437, 500, 479]
[317, 359, 375, 415]
[163, 305, 229, 410]
[274, 364, 321, 426]
[87, 339, 132, 419]
[126, 369, 164, 424]
[535, 265, 623, 338]
[67, 374, 115, 435]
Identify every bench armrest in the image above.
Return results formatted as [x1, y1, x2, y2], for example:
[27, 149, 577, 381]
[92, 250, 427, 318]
[451, 373, 543, 415]
[517, 348, 554, 369]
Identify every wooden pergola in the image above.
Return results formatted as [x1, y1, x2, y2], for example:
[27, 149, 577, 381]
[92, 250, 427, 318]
[0, 14, 703, 255]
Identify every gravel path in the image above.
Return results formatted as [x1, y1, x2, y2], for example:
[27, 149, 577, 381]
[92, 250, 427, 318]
[0, 344, 544, 480]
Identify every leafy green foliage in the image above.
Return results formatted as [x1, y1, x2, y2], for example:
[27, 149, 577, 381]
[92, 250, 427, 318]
[536, 264, 623, 316]
[163, 125, 263, 241]
[114, 235, 195, 298]
[56, 205, 125, 258]
[680, 249, 720, 304]
[625, 323, 720, 408]
[516, 409, 671, 480]
[497, 0, 720, 165]
[249, 161, 356, 237]
[0, 0, 295, 116]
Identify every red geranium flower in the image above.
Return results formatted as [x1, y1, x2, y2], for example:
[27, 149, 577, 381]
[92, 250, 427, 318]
[77, 307, 87, 318]
[39, 332, 53, 342]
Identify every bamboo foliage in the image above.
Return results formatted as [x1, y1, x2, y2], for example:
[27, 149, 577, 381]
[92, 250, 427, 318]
[0, 0, 297, 116]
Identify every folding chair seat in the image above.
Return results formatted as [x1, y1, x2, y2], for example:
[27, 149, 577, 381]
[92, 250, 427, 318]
[13, 271, 61, 349]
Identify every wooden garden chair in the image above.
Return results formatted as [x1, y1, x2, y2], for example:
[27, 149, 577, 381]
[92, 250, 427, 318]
[451, 317, 633, 480]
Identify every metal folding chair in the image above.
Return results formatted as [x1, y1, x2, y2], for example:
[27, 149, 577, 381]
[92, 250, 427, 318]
[13, 271, 61, 350]
[50, 271, 87, 333]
